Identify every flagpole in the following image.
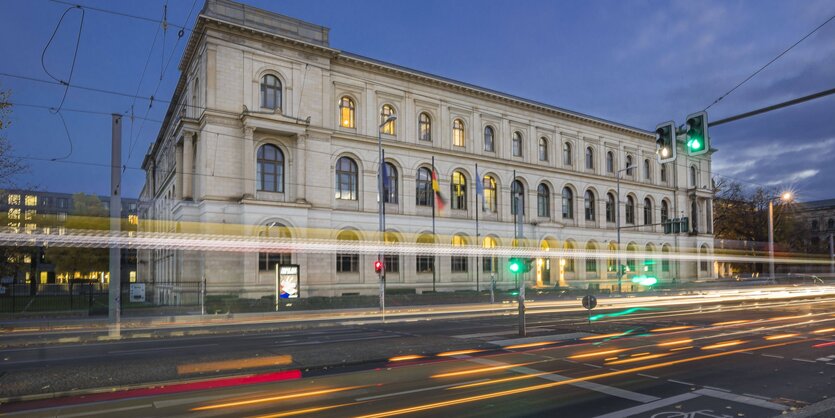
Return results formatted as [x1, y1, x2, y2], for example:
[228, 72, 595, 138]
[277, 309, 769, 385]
[475, 162, 480, 293]
[431, 155, 437, 293]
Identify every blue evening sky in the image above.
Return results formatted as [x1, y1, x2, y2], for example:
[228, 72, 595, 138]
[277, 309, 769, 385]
[1, 0, 834, 201]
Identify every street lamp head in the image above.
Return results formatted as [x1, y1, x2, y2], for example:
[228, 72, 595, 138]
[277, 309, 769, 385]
[379, 115, 397, 128]
[781, 191, 793, 202]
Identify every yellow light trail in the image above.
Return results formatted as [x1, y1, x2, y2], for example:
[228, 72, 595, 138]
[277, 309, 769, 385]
[764, 334, 798, 341]
[191, 386, 365, 411]
[650, 326, 695, 332]
[769, 314, 811, 321]
[436, 349, 484, 357]
[658, 339, 693, 347]
[711, 320, 753, 326]
[568, 348, 628, 359]
[447, 371, 560, 390]
[504, 342, 554, 349]
[250, 402, 361, 418]
[701, 340, 746, 350]
[605, 353, 671, 365]
[812, 328, 835, 334]
[389, 355, 424, 362]
[353, 340, 803, 418]
[431, 363, 534, 379]
[581, 332, 629, 341]
[177, 355, 292, 375]
[670, 346, 694, 351]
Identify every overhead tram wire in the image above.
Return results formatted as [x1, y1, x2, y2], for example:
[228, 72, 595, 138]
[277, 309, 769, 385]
[704, 11, 835, 111]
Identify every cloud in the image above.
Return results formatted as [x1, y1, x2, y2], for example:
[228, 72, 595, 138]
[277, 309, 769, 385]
[765, 169, 820, 185]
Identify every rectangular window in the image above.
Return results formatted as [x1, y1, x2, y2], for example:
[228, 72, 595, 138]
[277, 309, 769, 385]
[25, 195, 37, 206]
[259, 253, 292, 272]
[24, 210, 36, 221]
[336, 253, 359, 273]
[585, 258, 597, 274]
[482, 256, 497, 273]
[564, 258, 574, 272]
[416, 255, 434, 273]
[8, 208, 20, 220]
[627, 259, 636, 273]
[662, 258, 670, 272]
[8, 194, 20, 205]
[384, 254, 400, 273]
[451, 256, 468, 273]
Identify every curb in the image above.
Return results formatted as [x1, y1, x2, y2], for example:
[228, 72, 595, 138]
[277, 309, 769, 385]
[778, 397, 835, 418]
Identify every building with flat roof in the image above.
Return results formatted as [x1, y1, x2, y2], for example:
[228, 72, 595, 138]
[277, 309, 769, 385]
[139, 0, 715, 303]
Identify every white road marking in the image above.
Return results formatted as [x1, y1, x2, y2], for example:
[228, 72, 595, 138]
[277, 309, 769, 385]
[791, 358, 816, 363]
[637, 373, 659, 379]
[584, 363, 603, 368]
[466, 357, 659, 403]
[702, 385, 730, 392]
[743, 393, 774, 401]
[667, 379, 695, 386]
[762, 354, 783, 359]
[354, 379, 490, 401]
[592, 392, 700, 418]
[489, 332, 592, 346]
[694, 388, 788, 411]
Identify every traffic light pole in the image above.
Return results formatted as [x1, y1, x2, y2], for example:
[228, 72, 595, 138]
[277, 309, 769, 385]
[513, 171, 526, 337]
[615, 166, 630, 294]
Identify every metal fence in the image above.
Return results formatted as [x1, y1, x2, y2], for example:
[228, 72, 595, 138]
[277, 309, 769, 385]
[0, 282, 110, 316]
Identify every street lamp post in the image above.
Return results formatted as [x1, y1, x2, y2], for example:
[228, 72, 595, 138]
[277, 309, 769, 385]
[768, 192, 793, 280]
[615, 165, 632, 294]
[378, 115, 396, 318]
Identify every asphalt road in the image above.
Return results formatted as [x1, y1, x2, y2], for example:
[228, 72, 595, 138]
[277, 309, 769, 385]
[2, 292, 835, 417]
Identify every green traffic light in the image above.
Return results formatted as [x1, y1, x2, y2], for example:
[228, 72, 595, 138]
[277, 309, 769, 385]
[509, 262, 520, 273]
[688, 138, 700, 150]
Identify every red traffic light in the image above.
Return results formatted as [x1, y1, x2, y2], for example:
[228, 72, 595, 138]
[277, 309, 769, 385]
[374, 260, 384, 273]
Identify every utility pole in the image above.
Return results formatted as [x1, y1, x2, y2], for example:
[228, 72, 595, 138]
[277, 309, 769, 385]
[615, 166, 631, 294]
[513, 170, 526, 337]
[378, 115, 395, 320]
[109, 114, 122, 337]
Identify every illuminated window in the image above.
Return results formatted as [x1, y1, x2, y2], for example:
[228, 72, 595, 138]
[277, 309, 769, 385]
[339, 96, 355, 128]
[380, 104, 396, 135]
[58, 212, 67, 222]
[24, 210, 36, 221]
[8, 194, 20, 205]
[257, 144, 285, 193]
[483, 175, 497, 213]
[451, 171, 466, 210]
[128, 214, 139, 225]
[484, 126, 495, 152]
[260, 74, 282, 110]
[451, 234, 468, 273]
[452, 119, 465, 147]
[25, 195, 37, 206]
[25, 223, 37, 232]
[418, 112, 432, 141]
[8, 208, 20, 220]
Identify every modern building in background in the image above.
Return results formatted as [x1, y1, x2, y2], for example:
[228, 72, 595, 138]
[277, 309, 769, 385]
[0, 189, 138, 284]
[139, 0, 715, 303]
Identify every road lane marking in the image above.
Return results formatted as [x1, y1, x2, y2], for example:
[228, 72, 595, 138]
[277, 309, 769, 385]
[108, 343, 217, 354]
[466, 357, 659, 403]
[762, 354, 783, 359]
[584, 363, 602, 368]
[667, 379, 695, 386]
[791, 357, 816, 363]
[742, 393, 773, 401]
[58, 404, 153, 417]
[694, 388, 788, 411]
[355, 379, 489, 401]
[702, 385, 730, 392]
[489, 332, 592, 346]
[592, 392, 700, 418]
[636, 373, 658, 379]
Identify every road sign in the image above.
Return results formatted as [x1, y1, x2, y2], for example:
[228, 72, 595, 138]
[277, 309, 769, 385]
[129, 283, 145, 303]
[582, 295, 597, 310]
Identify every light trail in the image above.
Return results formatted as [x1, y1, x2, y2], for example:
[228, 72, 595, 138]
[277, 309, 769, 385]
[711, 320, 753, 326]
[581, 331, 632, 341]
[605, 353, 671, 365]
[504, 342, 555, 349]
[701, 340, 747, 350]
[389, 355, 424, 362]
[436, 349, 484, 357]
[250, 402, 361, 418]
[446, 370, 561, 390]
[764, 333, 798, 340]
[430, 362, 535, 379]
[658, 339, 693, 347]
[650, 326, 695, 333]
[568, 348, 629, 359]
[191, 386, 365, 411]
[353, 340, 804, 418]
[812, 328, 835, 334]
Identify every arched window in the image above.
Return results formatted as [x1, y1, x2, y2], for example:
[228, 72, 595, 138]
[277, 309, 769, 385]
[643, 198, 652, 225]
[482, 236, 498, 273]
[562, 187, 574, 219]
[660, 163, 667, 182]
[537, 183, 550, 218]
[260, 74, 281, 110]
[483, 175, 497, 213]
[256, 144, 284, 193]
[585, 147, 594, 169]
[416, 233, 435, 273]
[452, 119, 465, 147]
[645, 244, 655, 272]
[625, 196, 635, 224]
[585, 241, 597, 274]
[512, 131, 523, 157]
[661, 200, 669, 223]
[626, 242, 638, 272]
[563, 142, 572, 165]
[511, 180, 524, 215]
[451, 234, 468, 273]
[339, 96, 355, 128]
[335, 230, 359, 273]
[380, 104, 396, 135]
[259, 222, 291, 271]
[662, 244, 671, 272]
[606, 151, 614, 173]
[625, 155, 633, 176]
[384, 232, 400, 273]
[416, 167, 433, 207]
[563, 241, 575, 272]
[484, 126, 495, 151]
[335, 157, 358, 200]
[383, 162, 398, 204]
[451, 171, 467, 210]
[606, 192, 616, 223]
[644, 159, 651, 180]
[690, 165, 698, 187]
[539, 137, 549, 161]
[585, 190, 595, 221]
[700, 244, 709, 272]
[829, 218, 835, 230]
[418, 112, 432, 141]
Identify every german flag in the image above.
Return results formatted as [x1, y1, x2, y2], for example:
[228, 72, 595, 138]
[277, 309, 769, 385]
[431, 169, 446, 211]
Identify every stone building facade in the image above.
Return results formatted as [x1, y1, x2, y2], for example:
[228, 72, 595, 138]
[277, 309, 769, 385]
[139, 0, 715, 303]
